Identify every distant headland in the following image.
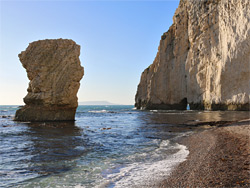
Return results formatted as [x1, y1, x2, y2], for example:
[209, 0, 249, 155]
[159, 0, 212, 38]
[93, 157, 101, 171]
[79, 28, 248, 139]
[79, 101, 122, 105]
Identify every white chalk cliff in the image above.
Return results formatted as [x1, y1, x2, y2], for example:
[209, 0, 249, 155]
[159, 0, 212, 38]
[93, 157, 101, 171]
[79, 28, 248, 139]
[135, 0, 250, 110]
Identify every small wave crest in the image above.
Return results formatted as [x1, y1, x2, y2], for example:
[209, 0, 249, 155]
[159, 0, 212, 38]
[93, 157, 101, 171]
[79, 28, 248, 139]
[88, 110, 119, 114]
[88, 110, 108, 113]
[97, 140, 189, 188]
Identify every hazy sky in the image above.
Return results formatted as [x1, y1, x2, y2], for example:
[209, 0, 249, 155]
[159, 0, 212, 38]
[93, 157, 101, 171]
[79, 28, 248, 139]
[0, 0, 179, 105]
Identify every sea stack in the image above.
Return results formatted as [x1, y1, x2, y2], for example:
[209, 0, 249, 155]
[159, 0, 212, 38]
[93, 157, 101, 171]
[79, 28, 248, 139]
[135, 0, 250, 111]
[15, 39, 84, 121]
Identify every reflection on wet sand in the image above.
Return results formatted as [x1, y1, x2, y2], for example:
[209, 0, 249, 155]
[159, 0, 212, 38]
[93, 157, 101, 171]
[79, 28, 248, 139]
[136, 111, 250, 138]
[144, 111, 250, 125]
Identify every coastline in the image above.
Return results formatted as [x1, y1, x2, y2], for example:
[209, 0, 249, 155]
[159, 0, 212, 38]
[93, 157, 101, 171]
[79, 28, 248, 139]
[159, 119, 250, 187]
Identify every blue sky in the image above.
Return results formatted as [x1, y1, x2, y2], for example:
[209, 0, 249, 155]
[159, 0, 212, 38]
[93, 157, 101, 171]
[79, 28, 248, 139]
[0, 0, 179, 105]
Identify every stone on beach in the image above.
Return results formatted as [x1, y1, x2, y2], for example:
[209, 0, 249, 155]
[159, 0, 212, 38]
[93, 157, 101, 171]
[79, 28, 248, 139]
[15, 39, 84, 121]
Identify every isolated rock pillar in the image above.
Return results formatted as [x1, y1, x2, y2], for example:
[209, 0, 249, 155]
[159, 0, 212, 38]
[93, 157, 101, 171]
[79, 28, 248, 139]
[15, 39, 84, 121]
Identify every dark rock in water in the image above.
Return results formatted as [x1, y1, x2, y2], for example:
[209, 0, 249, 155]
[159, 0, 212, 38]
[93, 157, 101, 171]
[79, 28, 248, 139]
[15, 39, 84, 121]
[15, 106, 77, 122]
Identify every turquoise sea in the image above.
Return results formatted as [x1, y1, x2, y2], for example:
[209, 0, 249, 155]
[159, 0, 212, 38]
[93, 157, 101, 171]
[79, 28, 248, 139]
[0, 105, 249, 187]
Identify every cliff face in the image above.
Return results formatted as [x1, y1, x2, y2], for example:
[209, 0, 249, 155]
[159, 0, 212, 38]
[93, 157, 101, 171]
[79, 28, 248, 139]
[15, 39, 84, 121]
[135, 0, 250, 110]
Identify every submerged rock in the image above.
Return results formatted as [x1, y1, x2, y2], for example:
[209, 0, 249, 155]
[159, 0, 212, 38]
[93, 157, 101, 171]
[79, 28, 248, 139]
[135, 0, 250, 111]
[15, 39, 84, 121]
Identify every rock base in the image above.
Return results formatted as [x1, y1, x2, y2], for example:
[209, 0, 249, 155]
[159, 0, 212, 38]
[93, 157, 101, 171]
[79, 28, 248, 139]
[136, 98, 249, 111]
[14, 105, 77, 122]
[190, 103, 250, 111]
[136, 98, 188, 110]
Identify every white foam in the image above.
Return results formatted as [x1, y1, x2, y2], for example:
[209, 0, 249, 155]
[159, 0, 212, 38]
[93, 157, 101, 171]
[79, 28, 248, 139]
[88, 110, 108, 113]
[94, 180, 111, 188]
[159, 139, 170, 148]
[97, 142, 189, 188]
[75, 184, 85, 188]
[150, 110, 158, 112]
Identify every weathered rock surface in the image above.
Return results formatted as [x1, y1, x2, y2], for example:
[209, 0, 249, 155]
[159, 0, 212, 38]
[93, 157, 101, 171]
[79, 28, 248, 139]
[15, 39, 84, 121]
[135, 0, 250, 110]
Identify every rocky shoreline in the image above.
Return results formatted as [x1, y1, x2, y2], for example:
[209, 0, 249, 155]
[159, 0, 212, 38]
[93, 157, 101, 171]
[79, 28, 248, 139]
[159, 119, 250, 187]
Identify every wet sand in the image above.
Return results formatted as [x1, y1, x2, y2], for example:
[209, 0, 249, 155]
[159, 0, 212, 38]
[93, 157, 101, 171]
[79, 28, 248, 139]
[160, 119, 250, 187]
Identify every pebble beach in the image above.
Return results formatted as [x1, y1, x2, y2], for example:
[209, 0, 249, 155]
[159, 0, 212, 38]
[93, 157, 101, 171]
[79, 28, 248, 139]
[160, 119, 250, 187]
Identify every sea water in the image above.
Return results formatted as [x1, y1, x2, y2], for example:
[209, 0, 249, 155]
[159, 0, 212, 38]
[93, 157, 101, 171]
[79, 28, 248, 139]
[0, 105, 249, 187]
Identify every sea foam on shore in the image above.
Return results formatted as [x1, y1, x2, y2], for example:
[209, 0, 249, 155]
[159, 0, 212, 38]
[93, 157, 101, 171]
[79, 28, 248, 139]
[97, 140, 189, 188]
